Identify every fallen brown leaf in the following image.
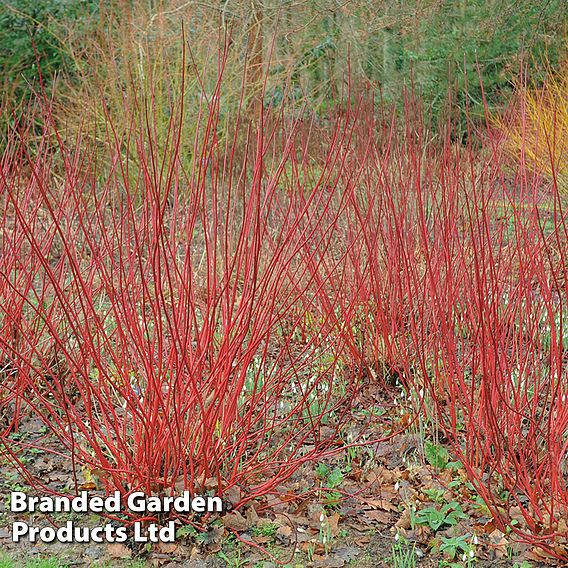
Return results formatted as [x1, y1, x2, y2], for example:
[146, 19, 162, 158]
[481, 518, 497, 534]
[222, 510, 250, 532]
[276, 524, 293, 543]
[327, 512, 340, 537]
[223, 485, 241, 507]
[362, 497, 398, 512]
[365, 466, 398, 485]
[364, 509, 391, 524]
[488, 528, 509, 558]
[274, 512, 310, 527]
[107, 543, 132, 559]
[313, 557, 345, 567]
[155, 541, 178, 554]
[246, 505, 259, 525]
[395, 508, 412, 530]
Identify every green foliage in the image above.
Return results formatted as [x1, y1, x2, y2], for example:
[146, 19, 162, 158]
[327, 467, 344, 488]
[422, 487, 447, 503]
[368, 0, 567, 126]
[217, 544, 249, 568]
[424, 441, 450, 470]
[390, 534, 417, 568]
[176, 524, 199, 539]
[25, 558, 68, 568]
[0, 0, 97, 104]
[2, 0, 565, 129]
[439, 535, 472, 560]
[316, 463, 345, 508]
[414, 502, 468, 531]
[316, 464, 344, 489]
[0, 556, 67, 568]
[251, 523, 279, 538]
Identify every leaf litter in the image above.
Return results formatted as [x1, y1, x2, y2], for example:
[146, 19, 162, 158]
[0, 387, 553, 567]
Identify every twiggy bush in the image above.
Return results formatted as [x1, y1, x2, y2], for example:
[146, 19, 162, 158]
[4, 59, 568, 556]
[374, 114, 568, 553]
[303, 92, 568, 553]
[500, 54, 568, 192]
[0, 75, 369, 508]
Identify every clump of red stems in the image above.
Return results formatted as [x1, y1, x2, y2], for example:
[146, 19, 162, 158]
[0, 68, 382, 511]
[303, 90, 568, 552]
[3, 61, 568, 555]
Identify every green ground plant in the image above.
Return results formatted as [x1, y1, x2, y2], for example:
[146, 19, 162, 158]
[390, 533, 417, 568]
[414, 502, 468, 532]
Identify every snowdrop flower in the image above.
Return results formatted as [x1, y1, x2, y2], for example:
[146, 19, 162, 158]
[319, 512, 325, 523]
[473, 534, 478, 545]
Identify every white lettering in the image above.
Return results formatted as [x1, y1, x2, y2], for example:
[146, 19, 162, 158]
[11, 522, 28, 541]
[192, 496, 205, 512]
[127, 492, 146, 512]
[10, 492, 28, 512]
[207, 496, 223, 512]
[133, 522, 147, 542]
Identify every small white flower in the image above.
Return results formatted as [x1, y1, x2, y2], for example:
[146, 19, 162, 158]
[469, 549, 474, 558]
[473, 534, 478, 545]
[319, 512, 325, 523]
[462, 553, 467, 562]
[394, 532, 400, 541]
[394, 481, 400, 491]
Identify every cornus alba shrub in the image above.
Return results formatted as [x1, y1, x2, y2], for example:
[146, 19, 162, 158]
[2, 73, 568, 553]
[305, 96, 568, 551]
[0, 89, 372, 508]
